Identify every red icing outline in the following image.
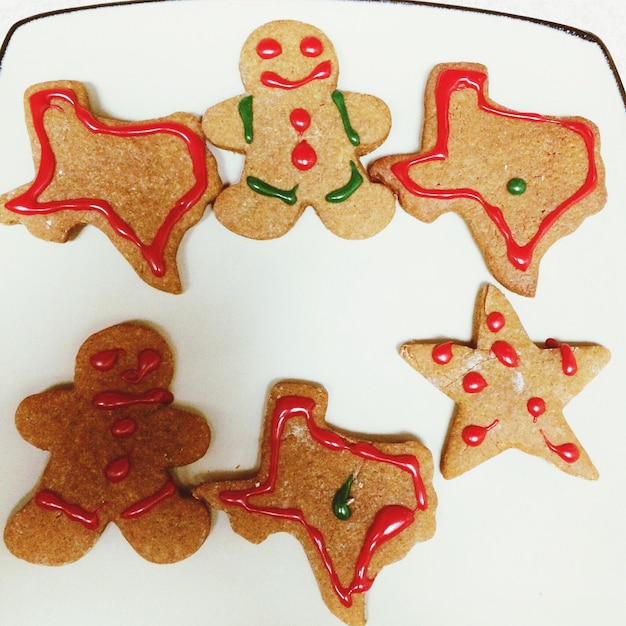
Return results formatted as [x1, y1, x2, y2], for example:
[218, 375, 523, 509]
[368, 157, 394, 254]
[5, 87, 209, 277]
[218, 395, 429, 607]
[390, 68, 598, 271]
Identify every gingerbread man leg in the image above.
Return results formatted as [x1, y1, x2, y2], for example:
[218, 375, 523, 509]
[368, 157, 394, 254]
[115, 492, 210, 564]
[4, 497, 103, 565]
[212, 179, 303, 239]
[315, 169, 396, 239]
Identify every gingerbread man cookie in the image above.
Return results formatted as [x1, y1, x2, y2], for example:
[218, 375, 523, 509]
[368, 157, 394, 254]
[369, 63, 606, 296]
[0, 81, 222, 293]
[399, 284, 610, 479]
[4, 322, 211, 565]
[195, 381, 436, 626]
[203, 20, 396, 239]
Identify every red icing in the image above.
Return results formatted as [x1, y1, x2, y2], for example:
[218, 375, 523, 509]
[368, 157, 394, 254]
[92, 388, 173, 408]
[546, 339, 578, 376]
[110, 417, 137, 438]
[390, 68, 599, 271]
[290, 108, 311, 133]
[121, 349, 161, 384]
[34, 490, 101, 530]
[300, 36, 324, 57]
[218, 395, 428, 607]
[90, 348, 125, 371]
[256, 37, 282, 59]
[105, 455, 130, 483]
[463, 371, 487, 393]
[261, 60, 332, 90]
[120, 479, 176, 520]
[431, 342, 453, 365]
[491, 340, 519, 367]
[486, 311, 505, 332]
[540, 430, 580, 463]
[292, 140, 317, 170]
[4, 87, 209, 277]
[526, 397, 546, 422]
[462, 419, 498, 446]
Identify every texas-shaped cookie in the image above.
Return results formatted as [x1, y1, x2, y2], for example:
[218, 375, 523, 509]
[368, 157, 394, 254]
[399, 284, 610, 479]
[369, 63, 606, 297]
[0, 81, 222, 293]
[195, 380, 436, 626]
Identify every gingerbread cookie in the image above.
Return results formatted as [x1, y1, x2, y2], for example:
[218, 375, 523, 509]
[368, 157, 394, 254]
[203, 19, 395, 239]
[0, 80, 222, 293]
[4, 322, 211, 565]
[399, 284, 610, 479]
[195, 380, 436, 626]
[369, 63, 606, 296]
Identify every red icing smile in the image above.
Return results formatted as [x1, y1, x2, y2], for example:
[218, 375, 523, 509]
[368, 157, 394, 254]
[261, 60, 332, 90]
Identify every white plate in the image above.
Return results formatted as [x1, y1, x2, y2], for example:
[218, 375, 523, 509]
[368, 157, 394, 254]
[0, 1, 625, 625]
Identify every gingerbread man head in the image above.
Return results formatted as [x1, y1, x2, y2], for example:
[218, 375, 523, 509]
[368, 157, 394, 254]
[239, 20, 339, 96]
[74, 322, 174, 405]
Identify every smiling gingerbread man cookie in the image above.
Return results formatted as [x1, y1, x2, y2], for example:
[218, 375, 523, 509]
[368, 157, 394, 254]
[203, 20, 395, 239]
[4, 322, 211, 565]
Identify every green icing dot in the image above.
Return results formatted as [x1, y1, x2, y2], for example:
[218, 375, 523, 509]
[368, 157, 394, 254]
[507, 177, 527, 195]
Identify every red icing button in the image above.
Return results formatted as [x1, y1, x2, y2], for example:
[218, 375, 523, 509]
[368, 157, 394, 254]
[111, 417, 137, 438]
[292, 140, 317, 170]
[106, 456, 131, 483]
[290, 109, 311, 133]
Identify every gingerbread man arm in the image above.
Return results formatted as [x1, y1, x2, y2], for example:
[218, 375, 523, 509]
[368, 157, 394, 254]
[202, 95, 250, 154]
[339, 92, 391, 154]
[14, 388, 73, 450]
[151, 406, 210, 466]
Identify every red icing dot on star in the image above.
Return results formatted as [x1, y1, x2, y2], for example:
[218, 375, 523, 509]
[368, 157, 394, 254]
[257, 38, 282, 59]
[526, 397, 545, 422]
[431, 342, 453, 365]
[491, 341, 519, 367]
[486, 311, 505, 332]
[300, 36, 323, 57]
[463, 371, 487, 393]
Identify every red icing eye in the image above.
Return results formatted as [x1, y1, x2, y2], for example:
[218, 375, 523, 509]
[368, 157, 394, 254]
[256, 38, 282, 59]
[300, 36, 323, 57]
[90, 348, 125, 371]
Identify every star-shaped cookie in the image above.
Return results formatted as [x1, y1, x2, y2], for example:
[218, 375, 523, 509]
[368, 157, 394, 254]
[399, 284, 610, 480]
[195, 380, 436, 626]
[369, 63, 606, 297]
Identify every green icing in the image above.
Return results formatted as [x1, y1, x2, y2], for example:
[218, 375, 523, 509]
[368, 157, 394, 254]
[332, 474, 354, 521]
[332, 90, 360, 147]
[247, 176, 298, 205]
[325, 161, 363, 203]
[238, 95, 254, 144]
